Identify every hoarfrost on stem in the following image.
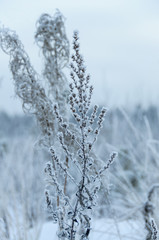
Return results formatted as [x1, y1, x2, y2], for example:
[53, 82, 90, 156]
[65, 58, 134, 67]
[45, 31, 116, 240]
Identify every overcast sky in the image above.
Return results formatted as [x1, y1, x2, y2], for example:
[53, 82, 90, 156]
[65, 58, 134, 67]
[0, 0, 159, 114]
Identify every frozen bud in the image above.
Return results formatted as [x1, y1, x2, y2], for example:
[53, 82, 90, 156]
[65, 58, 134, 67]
[50, 147, 55, 155]
[111, 152, 117, 159]
[94, 129, 98, 135]
[45, 165, 52, 175]
[73, 30, 79, 38]
[90, 85, 93, 92]
[67, 211, 73, 219]
[71, 55, 75, 60]
[87, 127, 92, 133]
[86, 74, 90, 80]
[62, 123, 67, 128]
[45, 190, 51, 207]
[69, 83, 73, 90]
[102, 108, 107, 114]
[52, 212, 58, 223]
[88, 143, 92, 150]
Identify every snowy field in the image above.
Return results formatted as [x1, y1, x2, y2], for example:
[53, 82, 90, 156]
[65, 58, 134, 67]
[20, 218, 145, 240]
[0, 107, 158, 240]
[38, 218, 145, 240]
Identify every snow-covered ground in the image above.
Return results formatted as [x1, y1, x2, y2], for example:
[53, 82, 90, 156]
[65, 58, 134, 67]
[39, 218, 145, 240]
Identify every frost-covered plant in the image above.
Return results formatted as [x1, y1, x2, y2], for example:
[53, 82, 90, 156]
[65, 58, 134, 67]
[0, 12, 116, 240]
[0, 27, 55, 146]
[0, 10, 69, 146]
[35, 10, 69, 118]
[151, 219, 158, 240]
[44, 31, 116, 240]
[143, 185, 159, 240]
